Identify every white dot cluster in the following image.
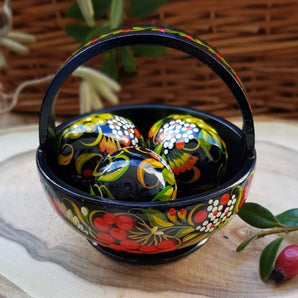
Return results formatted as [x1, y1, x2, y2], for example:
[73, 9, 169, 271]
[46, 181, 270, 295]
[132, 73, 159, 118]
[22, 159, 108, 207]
[196, 194, 237, 233]
[157, 119, 199, 155]
[107, 115, 139, 145]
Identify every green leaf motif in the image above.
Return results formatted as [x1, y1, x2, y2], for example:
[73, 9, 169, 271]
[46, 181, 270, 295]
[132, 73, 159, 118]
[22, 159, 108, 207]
[121, 47, 137, 73]
[276, 208, 298, 227]
[84, 21, 110, 42]
[65, 25, 93, 42]
[259, 237, 284, 281]
[153, 143, 163, 156]
[142, 209, 174, 227]
[199, 130, 213, 152]
[236, 234, 258, 252]
[101, 52, 118, 80]
[152, 185, 174, 201]
[162, 168, 175, 185]
[131, 45, 168, 57]
[98, 158, 129, 182]
[67, 0, 111, 20]
[127, 0, 167, 18]
[238, 202, 284, 229]
[110, 0, 123, 29]
[175, 227, 195, 238]
[90, 185, 95, 195]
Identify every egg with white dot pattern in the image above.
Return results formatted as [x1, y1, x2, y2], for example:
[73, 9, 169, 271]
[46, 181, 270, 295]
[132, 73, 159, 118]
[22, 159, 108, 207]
[148, 114, 228, 196]
[57, 113, 144, 191]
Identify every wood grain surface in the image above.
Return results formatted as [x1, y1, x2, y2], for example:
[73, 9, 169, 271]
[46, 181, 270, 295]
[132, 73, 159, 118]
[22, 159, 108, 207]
[0, 121, 298, 298]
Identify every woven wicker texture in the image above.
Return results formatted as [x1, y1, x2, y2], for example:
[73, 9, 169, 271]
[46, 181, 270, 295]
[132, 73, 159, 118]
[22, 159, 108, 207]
[1, 0, 298, 118]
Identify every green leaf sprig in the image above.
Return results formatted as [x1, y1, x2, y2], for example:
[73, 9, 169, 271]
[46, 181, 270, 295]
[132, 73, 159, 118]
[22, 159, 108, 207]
[66, 0, 168, 80]
[237, 202, 298, 281]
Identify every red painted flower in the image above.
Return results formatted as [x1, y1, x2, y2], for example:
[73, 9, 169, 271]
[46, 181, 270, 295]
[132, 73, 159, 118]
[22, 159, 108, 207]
[103, 213, 116, 225]
[93, 217, 110, 232]
[194, 210, 208, 223]
[157, 239, 179, 252]
[109, 228, 128, 241]
[116, 215, 136, 230]
[96, 232, 114, 244]
[119, 240, 140, 250]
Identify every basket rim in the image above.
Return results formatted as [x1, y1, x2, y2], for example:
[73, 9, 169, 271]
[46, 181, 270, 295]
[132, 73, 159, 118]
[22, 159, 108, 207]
[36, 147, 256, 209]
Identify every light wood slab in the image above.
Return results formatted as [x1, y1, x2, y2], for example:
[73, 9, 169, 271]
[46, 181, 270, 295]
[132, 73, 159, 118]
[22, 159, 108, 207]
[0, 122, 298, 298]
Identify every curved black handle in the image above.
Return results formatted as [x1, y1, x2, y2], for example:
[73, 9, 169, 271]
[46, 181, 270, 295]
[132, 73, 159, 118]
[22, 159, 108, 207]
[39, 25, 255, 156]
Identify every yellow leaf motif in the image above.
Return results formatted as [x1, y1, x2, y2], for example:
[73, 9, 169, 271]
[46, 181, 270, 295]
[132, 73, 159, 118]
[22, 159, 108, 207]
[75, 152, 103, 174]
[98, 157, 129, 182]
[150, 214, 174, 227]
[137, 158, 163, 189]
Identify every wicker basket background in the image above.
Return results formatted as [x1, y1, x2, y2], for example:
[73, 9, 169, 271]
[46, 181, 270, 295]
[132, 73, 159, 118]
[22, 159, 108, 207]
[1, 0, 298, 119]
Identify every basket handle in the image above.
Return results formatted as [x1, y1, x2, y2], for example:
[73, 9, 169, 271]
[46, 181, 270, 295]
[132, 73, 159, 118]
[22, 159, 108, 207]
[39, 25, 255, 156]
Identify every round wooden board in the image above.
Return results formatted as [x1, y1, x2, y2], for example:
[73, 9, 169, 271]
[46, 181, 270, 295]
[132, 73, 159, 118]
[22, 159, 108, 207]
[0, 122, 298, 298]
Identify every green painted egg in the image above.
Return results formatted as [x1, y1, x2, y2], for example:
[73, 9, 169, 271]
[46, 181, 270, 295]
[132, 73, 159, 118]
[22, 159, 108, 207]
[90, 147, 177, 202]
[148, 114, 228, 196]
[57, 113, 144, 190]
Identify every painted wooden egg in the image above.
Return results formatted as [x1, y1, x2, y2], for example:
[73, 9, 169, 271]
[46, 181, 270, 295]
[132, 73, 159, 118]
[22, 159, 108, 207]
[90, 147, 177, 202]
[148, 114, 228, 196]
[57, 113, 144, 190]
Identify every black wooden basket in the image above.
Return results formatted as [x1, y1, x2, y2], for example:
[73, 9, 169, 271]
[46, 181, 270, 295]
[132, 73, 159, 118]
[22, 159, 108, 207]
[36, 25, 256, 264]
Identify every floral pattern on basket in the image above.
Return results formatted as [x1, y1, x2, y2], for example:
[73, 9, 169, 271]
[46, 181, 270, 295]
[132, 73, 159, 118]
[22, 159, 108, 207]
[64, 26, 244, 89]
[42, 173, 253, 254]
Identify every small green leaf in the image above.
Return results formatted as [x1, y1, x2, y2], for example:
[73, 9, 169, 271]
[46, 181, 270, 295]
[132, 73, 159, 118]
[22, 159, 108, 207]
[84, 21, 110, 42]
[141, 209, 174, 227]
[152, 185, 174, 201]
[175, 227, 195, 238]
[65, 25, 92, 42]
[259, 237, 284, 281]
[162, 168, 175, 185]
[131, 45, 168, 57]
[236, 234, 258, 252]
[121, 47, 137, 73]
[238, 202, 283, 229]
[110, 0, 123, 29]
[199, 130, 213, 152]
[100, 52, 118, 80]
[127, 0, 167, 18]
[98, 158, 129, 182]
[93, 0, 111, 19]
[67, 0, 110, 20]
[90, 185, 95, 196]
[153, 143, 163, 156]
[276, 208, 298, 227]
[67, 2, 84, 20]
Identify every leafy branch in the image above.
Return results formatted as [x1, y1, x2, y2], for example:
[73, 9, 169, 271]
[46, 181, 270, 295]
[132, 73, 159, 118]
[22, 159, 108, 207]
[237, 202, 298, 281]
[66, 0, 168, 80]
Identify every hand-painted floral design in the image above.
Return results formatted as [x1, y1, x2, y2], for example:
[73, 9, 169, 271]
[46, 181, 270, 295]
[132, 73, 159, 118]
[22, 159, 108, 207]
[42, 173, 253, 254]
[91, 146, 177, 202]
[235, 175, 253, 213]
[64, 26, 244, 89]
[148, 114, 228, 196]
[56, 113, 144, 190]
